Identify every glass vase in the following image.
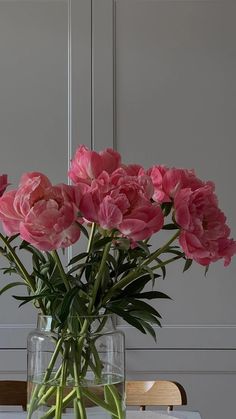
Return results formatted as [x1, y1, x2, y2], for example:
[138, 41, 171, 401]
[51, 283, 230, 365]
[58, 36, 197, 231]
[27, 314, 125, 419]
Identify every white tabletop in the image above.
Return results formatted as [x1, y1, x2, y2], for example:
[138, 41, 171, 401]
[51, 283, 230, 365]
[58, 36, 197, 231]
[0, 411, 202, 419]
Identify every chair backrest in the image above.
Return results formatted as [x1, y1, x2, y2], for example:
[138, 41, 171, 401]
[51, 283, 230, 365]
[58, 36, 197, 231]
[0, 380, 27, 411]
[126, 380, 187, 411]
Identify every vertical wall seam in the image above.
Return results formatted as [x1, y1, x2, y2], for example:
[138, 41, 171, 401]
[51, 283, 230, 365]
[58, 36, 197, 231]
[112, 0, 117, 151]
[67, 0, 72, 175]
[91, 0, 94, 150]
[67, 0, 72, 264]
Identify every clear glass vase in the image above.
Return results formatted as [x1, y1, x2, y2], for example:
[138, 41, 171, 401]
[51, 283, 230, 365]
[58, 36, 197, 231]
[27, 314, 125, 419]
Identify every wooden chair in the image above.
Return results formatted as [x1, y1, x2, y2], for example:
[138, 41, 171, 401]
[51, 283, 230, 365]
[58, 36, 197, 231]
[126, 380, 187, 411]
[0, 380, 27, 411]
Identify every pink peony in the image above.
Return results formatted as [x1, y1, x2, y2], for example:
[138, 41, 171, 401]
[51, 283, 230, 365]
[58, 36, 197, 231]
[68, 145, 121, 185]
[0, 174, 8, 197]
[0, 172, 81, 251]
[147, 165, 206, 204]
[174, 184, 236, 266]
[80, 169, 163, 242]
[118, 204, 164, 242]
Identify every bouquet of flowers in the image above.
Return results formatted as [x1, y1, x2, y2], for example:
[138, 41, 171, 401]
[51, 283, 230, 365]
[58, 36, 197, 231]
[0, 145, 235, 419]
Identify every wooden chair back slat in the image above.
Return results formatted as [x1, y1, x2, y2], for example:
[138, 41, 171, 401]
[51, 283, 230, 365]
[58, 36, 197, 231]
[0, 380, 27, 411]
[126, 380, 187, 411]
[0, 379, 187, 413]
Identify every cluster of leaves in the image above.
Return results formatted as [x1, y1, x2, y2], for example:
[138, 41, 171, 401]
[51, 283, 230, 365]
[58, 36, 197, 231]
[0, 227, 191, 340]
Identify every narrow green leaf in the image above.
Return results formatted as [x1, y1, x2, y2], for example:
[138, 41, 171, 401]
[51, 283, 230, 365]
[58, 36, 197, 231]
[123, 274, 156, 295]
[204, 265, 210, 276]
[0, 282, 26, 296]
[154, 257, 166, 279]
[138, 319, 157, 342]
[75, 222, 89, 239]
[162, 224, 179, 230]
[59, 287, 79, 322]
[93, 237, 112, 250]
[68, 252, 88, 266]
[131, 310, 162, 327]
[161, 202, 173, 217]
[128, 299, 162, 318]
[136, 241, 150, 255]
[183, 258, 193, 272]
[132, 291, 171, 300]
[20, 241, 46, 262]
[110, 307, 146, 334]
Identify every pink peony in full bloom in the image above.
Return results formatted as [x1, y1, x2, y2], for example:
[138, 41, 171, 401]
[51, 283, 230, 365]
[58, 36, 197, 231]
[0, 172, 81, 251]
[68, 145, 121, 185]
[0, 174, 8, 197]
[174, 183, 236, 266]
[79, 168, 163, 242]
[147, 165, 206, 204]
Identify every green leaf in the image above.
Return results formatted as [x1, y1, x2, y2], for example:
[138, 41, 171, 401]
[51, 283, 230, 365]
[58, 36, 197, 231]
[20, 241, 46, 262]
[138, 319, 157, 342]
[161, 202, 173, 217]
[115, 238, 130, 251]
[105, 253, 117, 271]
[154, 257, 166, 279]
[13, 292, 59, 307]
[162, 224, 179, 230]
[68, 252, 89, 266]
[59, 287, 79, 322]
[0, 282, 26, 296]
[123, 274, 157, 295]
[75, 222, 89, 239]
[110, 306, 146, 334]
[128, 299, 162, 318]
[204, 265, 210, 276]
[6, 234, 20, 243]
[133, 291, 171, 300]
[183, 258, 193, 272]
[136, 241, 150, 255]
[93, 237, 112, 250]
[104, 385, 117, 412]
[68, 262, 92, 275]
[131, 310, 162, 327]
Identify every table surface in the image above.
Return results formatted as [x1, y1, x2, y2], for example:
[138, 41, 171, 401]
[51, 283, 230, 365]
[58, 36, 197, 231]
[0, 411, 202, 419]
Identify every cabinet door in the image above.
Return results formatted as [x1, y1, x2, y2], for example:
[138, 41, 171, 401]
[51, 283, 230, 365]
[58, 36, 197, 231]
[91, 1, 236, 419]
[0, 0, 91, 378]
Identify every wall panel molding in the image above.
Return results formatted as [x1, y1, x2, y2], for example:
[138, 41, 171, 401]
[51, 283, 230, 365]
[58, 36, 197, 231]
[91, 0, 116, 150]
[2, 324, 236, 350]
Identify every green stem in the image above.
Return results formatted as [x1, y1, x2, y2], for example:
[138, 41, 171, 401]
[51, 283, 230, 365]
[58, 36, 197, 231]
[55, 343, 69, 419]
[38, 338, 64, 398]
[0, 234, 46, 315]
[40, 389, 76, 419]
[87, 222, 96, 253]
[78, 223, 97, 282]
[73, 346, 87, 419]
[51, 250, 70, 291]
[107, 384, 124, 419]
[150, 254, 183, 270]
[82, 388, 119, 417]
[141, 230, 180, 267]
[0, 233, 36, 291]
[74, 398, 80, 419]
[88, 241, 112, 312]
[27, 338, 64, 418]
[37, 369, 61, 405]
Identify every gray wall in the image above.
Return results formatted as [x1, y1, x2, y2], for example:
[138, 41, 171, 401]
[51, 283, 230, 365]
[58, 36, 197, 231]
[0, 1, 236, 419]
